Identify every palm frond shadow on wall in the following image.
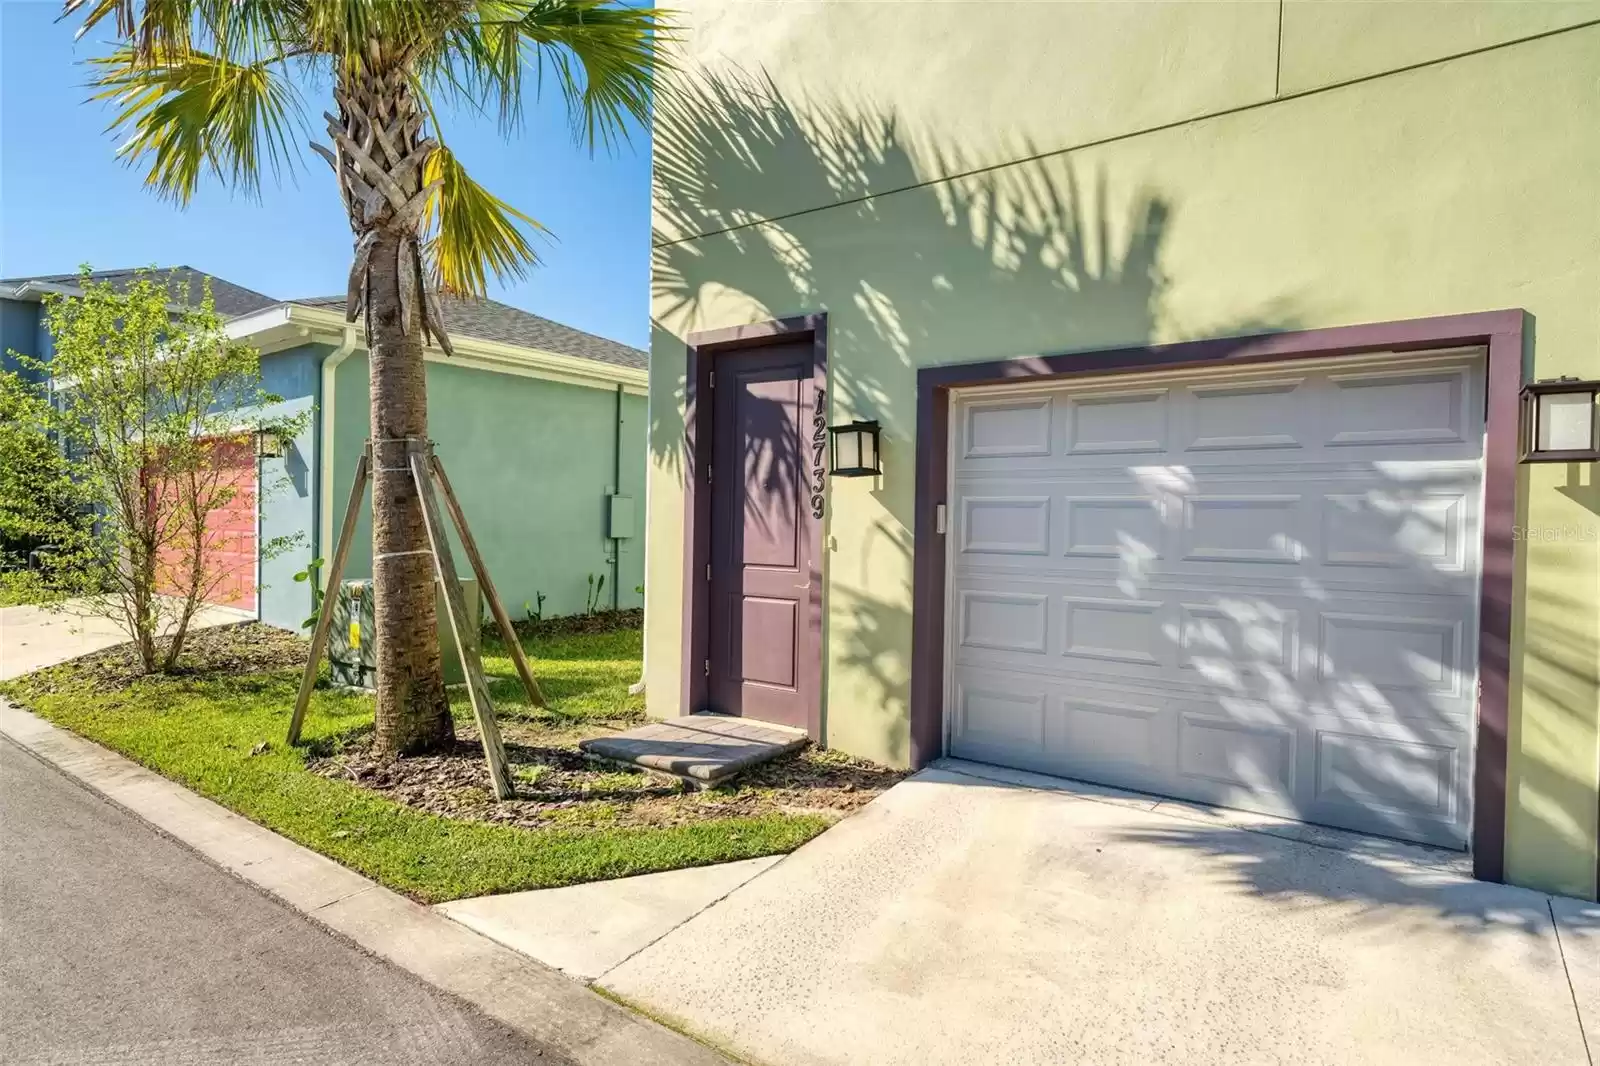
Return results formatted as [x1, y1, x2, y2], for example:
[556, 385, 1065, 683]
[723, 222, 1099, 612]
[648, 67, 1302, 765]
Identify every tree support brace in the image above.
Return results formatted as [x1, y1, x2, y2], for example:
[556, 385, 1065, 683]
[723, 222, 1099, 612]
[286, 438, 540, 801]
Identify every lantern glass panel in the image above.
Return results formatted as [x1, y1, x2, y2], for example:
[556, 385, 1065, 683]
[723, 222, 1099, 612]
[861, 426, 878, 472]
[1536, 391, 1594, 453]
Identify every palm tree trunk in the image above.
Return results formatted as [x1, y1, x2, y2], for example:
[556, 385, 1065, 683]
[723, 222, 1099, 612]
[322, 54, 455, 756]
[367, 230, 452, 754]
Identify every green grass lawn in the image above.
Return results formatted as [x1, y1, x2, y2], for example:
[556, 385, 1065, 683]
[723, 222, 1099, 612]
[457, 624, 648, 723]
[0, 624, 831, 904]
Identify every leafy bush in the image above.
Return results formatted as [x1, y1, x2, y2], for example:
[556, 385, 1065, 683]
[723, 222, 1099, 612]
[0, 372, 91, 587]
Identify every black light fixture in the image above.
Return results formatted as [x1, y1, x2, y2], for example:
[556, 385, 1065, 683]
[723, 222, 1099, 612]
[254, 427, 288, 460]
[1520, 377, 1600, 463]
[828, 419, 882, 478]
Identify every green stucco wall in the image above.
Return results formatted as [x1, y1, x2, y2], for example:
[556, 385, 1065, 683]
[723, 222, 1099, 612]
[646, 2, 1600, 899]
[330, 354, 645, 623]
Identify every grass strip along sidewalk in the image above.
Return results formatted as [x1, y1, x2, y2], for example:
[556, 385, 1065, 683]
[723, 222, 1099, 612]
[0, 622, 850, 904]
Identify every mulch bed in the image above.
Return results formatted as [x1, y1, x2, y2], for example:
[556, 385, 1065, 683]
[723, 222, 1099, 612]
[308, 720, 907, 831]
[509, 607, 642, 639]
[22, 622, 309, 693]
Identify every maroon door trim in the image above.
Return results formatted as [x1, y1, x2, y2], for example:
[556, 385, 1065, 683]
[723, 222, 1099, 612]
[682, 314, 827, 738]
[912, 309, 1527, 884]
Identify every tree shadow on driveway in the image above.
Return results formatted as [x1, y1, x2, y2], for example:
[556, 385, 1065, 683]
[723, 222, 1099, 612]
[1108, 814, 1599, 939]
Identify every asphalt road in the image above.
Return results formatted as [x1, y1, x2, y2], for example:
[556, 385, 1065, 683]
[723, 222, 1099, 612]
[0, 737, 569, 1066]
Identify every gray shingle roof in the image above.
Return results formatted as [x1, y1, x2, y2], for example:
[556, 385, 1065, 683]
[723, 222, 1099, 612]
[292, 294, 646, 370]
[1, 266, 279, 319]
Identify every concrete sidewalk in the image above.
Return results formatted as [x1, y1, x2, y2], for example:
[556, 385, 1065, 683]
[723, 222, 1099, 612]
[600, 762, 1598, 1066]
[0, 599, 253, 680]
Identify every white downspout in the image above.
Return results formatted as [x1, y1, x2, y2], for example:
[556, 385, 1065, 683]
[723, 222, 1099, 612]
[317, 324, 360, 597]
[627, 376, 651, 698]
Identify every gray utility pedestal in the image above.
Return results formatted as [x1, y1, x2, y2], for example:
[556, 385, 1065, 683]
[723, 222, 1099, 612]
[327, 578, 481, 690]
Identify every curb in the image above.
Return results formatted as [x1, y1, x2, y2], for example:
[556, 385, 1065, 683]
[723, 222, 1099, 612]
[0, 700, 730, 1066]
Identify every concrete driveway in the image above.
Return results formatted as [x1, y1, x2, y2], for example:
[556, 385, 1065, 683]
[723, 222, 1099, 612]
[601, 761, 1597, 1066]
[0, 599, 252, 680]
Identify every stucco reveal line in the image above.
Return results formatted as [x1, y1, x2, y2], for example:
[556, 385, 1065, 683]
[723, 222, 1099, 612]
[652, 17, 1600, 250]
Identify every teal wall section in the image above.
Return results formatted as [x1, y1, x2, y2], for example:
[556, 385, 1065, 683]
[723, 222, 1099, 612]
[256, 343, 329, 632]
[330, 353, 645, 621]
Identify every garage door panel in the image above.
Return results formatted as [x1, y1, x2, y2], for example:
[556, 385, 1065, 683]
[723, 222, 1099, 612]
[1057, 697, 1165, 776]
[947, 351, 1484, 848]
[1177, 714, 1296, 796]
[1325, 365, 1475, 448]
[1061, 595, 1167, 666]
[960, 396, 1053, 459]
[1179, 377, 1309, 452]
[958, 495, 1052, 555]
[1065, 388, 1170, 455]
[1178, 601, 1300, 681]
[1311, 728, 1461, 822]
[1062, 496, 1164, 560]
[956, 590, 1049, 654]
[1317, 611, 1465, 697]
[1322, 491, 1471, 572]
[1180, 494, 1309, 564]
[950, 677, 1047, 752]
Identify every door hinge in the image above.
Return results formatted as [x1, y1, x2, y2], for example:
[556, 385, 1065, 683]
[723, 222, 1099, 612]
[935, 502, 948, 535]
[706, 563, 712, 581]
[704, 658, 711, 677]
[708, 370, 715, 387]
[706, 463, 712, 485]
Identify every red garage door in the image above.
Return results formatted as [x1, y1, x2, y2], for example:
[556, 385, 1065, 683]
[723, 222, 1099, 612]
[148, 437, 257, 612]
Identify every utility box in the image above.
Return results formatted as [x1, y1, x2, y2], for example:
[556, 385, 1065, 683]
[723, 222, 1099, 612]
[328, 580, 375, 689]
[326, 577, 481, 690]
[607, 493, 635, 539]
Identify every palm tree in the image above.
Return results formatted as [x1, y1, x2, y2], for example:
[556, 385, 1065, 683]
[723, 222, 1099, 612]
[66, 0, 666, 755]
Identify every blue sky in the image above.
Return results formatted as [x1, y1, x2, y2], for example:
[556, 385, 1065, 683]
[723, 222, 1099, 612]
[0, 1, 652, 349]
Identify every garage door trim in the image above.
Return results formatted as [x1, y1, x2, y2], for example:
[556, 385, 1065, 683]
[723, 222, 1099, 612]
[910, 309, 1526, 883]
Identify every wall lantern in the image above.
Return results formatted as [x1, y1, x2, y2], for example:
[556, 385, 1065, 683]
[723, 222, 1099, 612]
[254, 427, 288, 460]
[828, 419, 882, 478]
[1520, 377, 1600, 463]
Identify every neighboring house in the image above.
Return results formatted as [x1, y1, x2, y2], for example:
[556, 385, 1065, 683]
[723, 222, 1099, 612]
[2, 267, 647, 630]
[643, 4, 1600, 902]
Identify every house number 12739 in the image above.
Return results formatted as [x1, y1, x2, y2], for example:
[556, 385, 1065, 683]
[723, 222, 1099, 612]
[810, 386, 827, 519]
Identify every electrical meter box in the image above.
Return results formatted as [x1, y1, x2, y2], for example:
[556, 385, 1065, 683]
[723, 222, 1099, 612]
[607, 493, 635, 539]
[327, 578, 481, 690]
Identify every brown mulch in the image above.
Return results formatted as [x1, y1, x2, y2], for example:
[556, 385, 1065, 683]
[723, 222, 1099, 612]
[509, 608, 641, 639]
[24, 622, 309, 693]
[308, 719, 907, 831]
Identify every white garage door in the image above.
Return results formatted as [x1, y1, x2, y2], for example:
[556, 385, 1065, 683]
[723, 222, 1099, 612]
[946, 349, 1484, 848]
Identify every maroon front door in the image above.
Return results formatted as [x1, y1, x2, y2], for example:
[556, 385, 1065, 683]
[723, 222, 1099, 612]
[705, 341, 821, 731]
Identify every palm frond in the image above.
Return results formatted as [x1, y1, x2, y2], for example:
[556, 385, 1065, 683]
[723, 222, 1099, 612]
[451, 0, 669, 150]
[63, 0, 193, 59]
[422, 142, 546, 296]
[89, 45, 306, 203]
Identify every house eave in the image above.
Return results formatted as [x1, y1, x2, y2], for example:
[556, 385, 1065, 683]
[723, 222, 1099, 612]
[266, 303, 648, 394]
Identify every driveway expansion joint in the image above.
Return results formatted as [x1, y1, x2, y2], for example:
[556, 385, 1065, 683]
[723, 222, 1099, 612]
[1551, 897, 1595, 1066]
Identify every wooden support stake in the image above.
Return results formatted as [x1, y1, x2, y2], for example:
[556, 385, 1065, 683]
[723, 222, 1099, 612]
[409, 441, 515, 800]
[288, 449, 370, 746]
[429, 453, 547, 708]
